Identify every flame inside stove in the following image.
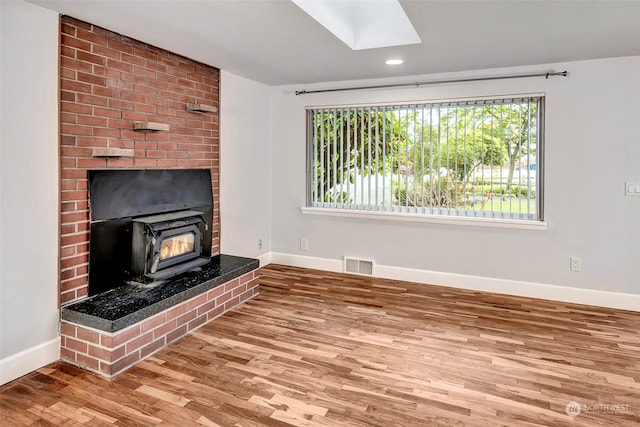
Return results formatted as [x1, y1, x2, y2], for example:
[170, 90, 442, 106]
[160, 232, 195, 260]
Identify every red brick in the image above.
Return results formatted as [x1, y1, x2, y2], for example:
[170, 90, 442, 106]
[76, 328, 100, 344]
[240, 289, 254, 303]
[122, 111, 148, 122]
[61, 34, 91, 52]
[223, 279, 240, 293]
[146, 150, 167, 159]
[77, 28, 108, 46]
[206, 306, 225, 321]
[61, 90, 75, 102]
[60, 348, 76, 362]
[76, 353, 100, 371]
[58, 15, 221, 307]
[92, 87, 120, 98]
[196, 300, 217, 317]
[93, 107, 121, 119]
[187, 294, 208, 311]
[141, 313, 166, 333]
[61, 276, 88, 292]
[88, 344, 125, 363]
[107, 158, 134, 168]
[60, 323, 77, 338]
[107, 99, 133, 111]
[77, 115, 108, 127]
[232, 284, 248, 298]
[207, 286, 225, 301]
[224, 296, 241, 312]
[188, 314, 208, 332]
[65, 337, 88, 353]
[93, 128, 121, 138]
[77, 94, 108, 107]
[166, 325, 188, 344]
[166, 303, 189, 320]
[61, 23, 76, 36]
[134, 48, 157, 62]
[177, 159, 210, 168]
[60, 190, 88, 202]
[60, 254, 88, 269]
[77, 72, 106, 86]
[77, 50, 107, 66]
[217, 291, 232, 305]
[125, 331, 153, 353]
[176, 309, 197, 327]
[152, 319, 177, 340]
[61, 291, 76, 305]
[61, 147, 92, 158]
[60, 233, 88, 246]
[157, 159, 178, 168]
[108, 39, 134, 55]
[110, 352, 141, 376]
[61, 157, 76, 168]
[140, 338, 165, 359]
[61, 268, 76, 281]
[60, 246, 75, 258]
[103, 58, 133, 73]
[167, 151, 188, 159]
[133, 158, 156, 167]
[91, 44, 120, 59]
[77, 158, 108, 168]
[104, 325, 141, 348]
[61, 78, 92, 94]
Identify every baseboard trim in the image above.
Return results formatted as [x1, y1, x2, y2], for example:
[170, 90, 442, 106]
[0, 337, 60, 385]
[257, 252, 272, 267]
[268, 252, 640, 312]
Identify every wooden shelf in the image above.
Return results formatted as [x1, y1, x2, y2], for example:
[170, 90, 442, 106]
[92, 148, 134, 158]
[133, 121, 170, 132]
[186, 103, 218, 113]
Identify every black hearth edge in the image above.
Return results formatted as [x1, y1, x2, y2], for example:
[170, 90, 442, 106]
[61, 254, 258, 333]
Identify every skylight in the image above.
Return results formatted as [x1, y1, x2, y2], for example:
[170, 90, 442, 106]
[292, 0, 421, 50]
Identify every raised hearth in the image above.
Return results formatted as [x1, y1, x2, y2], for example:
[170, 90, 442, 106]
[60, 255, 259, 377]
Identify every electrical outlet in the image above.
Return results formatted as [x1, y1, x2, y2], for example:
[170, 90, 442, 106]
[625, 181, 640, 196]
[570, 256, 581, 272]
[258, 239, 263, 250]
[300, 238, 308, 251]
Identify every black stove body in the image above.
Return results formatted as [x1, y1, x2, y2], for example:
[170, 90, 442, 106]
[88, 169, 213, 295]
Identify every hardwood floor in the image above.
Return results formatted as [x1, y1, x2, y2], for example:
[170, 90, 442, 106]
[1, 264, 639, 426]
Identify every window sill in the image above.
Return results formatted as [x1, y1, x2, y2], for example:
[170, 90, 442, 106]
[300, 207, 548, 231]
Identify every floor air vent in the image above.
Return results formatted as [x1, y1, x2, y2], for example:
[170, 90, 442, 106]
[344, 257, 374, 276]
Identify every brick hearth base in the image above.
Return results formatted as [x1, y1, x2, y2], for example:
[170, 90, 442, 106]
[60, 270, 259, 378]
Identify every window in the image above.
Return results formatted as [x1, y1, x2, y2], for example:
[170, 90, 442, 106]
[307, 96, 543, 222]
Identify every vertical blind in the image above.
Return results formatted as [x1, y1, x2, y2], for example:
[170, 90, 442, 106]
[307, 96, 543, 221]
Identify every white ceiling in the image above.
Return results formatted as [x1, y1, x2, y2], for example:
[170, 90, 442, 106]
[28, 0, 640, 86]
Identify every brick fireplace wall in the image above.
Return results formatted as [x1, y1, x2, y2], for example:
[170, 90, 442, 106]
[59, 16, 220, 304]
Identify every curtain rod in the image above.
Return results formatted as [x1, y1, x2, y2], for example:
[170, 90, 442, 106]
[295, 71, 568, 96]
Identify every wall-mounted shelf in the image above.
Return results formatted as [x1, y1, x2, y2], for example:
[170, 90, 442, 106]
[186, 103, 218, 113]
[92, 148, 134, 158]
[133, 121, 170, 132]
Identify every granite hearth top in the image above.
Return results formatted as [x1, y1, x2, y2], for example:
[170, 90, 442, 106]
[61, 254, 259, 333]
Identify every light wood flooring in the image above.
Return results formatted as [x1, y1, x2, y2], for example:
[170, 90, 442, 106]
[1, 264, 639, 426]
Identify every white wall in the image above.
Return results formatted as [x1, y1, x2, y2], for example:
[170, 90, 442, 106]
[220, 70, 272, 263]
[0, 0, 60, 384]
[270, 56, 640, 297]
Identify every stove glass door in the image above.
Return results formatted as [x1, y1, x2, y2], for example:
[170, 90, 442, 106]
[160, 232, 196, 261]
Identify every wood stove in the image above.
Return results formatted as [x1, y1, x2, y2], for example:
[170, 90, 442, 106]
[88, 169, 214, 295]
[131, 210, 209, 281]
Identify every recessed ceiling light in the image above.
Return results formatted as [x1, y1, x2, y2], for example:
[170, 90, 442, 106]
[385, 59, 404, 65]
